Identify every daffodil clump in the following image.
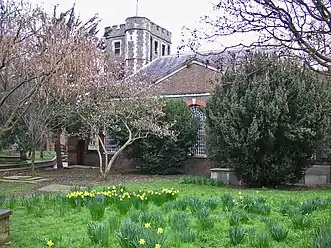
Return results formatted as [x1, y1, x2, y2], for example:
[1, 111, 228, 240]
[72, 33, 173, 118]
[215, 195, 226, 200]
[117, 220, 166, 248]
[65, 186, 179, 214]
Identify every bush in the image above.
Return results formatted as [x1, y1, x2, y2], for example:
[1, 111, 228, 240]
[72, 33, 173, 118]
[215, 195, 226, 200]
[129, 99, 198, 174]
[206, 52, 331, 187]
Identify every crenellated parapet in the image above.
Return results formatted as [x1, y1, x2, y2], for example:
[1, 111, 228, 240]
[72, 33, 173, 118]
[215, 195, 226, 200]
[104, 24, 126, 38]
[104, 17, 172, 43]
[104, 15, 172, 74]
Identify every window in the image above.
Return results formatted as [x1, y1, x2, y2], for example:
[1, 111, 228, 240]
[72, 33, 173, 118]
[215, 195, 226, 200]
[104, 134, 120, 154]
[150, 37, 153, 61]
[114, 41, 121, 55]
[154, 40, 158, 55]
[162, 44, 166, 56]
[167, 45, 171, 55]
[190, 105, 206, 156]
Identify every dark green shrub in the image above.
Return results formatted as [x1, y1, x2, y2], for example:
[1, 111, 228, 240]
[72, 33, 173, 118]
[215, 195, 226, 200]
[129, 99, 199, 174]
[206, 52, 331, 187]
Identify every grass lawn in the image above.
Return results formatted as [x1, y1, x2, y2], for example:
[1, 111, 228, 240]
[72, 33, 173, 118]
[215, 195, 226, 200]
[1, 179, 331, 248]
[0, 151, 56, 166]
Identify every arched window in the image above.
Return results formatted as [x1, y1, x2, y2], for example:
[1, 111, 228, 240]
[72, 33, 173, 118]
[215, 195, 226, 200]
[190, 105, 207, 156]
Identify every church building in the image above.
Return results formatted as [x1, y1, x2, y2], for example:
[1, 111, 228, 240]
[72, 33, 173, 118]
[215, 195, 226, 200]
[68, 15, 223, 174]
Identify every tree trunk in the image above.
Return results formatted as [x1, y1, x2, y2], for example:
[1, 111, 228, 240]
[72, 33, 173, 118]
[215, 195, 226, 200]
[31, 145, 36, 177]
[40, 148, 44, 159]
[96, 148, 104, 177]
[97, 134, 107, 178]
[103, 139, 131, 179]
[20, 150, 27, 161]
[55, 130, 63, 170]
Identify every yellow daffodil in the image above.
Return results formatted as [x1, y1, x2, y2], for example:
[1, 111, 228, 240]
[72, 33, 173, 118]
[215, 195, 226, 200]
[155, 244, 161, 248]
[139, 238, 145, 245]
[47, 240, 54, 247]
[144, 222, 151, 228]
[157, 227, 164, 234]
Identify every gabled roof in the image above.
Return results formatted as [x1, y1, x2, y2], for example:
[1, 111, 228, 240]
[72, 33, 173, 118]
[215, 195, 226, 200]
[130, 50, 233, 83]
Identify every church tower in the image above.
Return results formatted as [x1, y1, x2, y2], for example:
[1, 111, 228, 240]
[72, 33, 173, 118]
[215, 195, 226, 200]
[104, 16, 172, 74]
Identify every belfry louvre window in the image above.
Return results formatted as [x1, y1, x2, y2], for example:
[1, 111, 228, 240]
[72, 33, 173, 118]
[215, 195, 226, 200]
[190, 105, 207, 156]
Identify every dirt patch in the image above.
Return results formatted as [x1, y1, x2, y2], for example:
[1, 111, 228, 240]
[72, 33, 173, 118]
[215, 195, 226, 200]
[0, 167, 181, 196]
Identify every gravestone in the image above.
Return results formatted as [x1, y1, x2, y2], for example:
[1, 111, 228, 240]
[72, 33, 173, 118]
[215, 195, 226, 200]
[210, 168, 240, 185]
[0, 209, 12, 247]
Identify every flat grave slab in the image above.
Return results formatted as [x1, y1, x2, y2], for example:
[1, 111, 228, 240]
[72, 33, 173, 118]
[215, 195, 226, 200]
[37, 184, 87, 193]
[0, 176, 47, 184]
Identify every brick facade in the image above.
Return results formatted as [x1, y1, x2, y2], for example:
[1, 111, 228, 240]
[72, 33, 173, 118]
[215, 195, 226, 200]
[156, 63, 218, 95]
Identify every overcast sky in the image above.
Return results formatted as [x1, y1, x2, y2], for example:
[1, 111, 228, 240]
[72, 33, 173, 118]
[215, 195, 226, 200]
[29, 0, 219, 52]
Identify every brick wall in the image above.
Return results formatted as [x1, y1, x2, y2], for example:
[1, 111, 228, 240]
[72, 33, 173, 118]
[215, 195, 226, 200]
[156, 63, 219, 95]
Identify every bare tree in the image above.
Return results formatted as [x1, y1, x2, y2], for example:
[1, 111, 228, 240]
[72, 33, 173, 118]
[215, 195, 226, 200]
[21, 94, 59, 175]
[184, 0, 331, 75]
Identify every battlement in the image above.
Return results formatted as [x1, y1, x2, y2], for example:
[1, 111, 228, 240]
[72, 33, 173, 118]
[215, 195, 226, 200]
[105, 17, 172, 42]
[104, 15, 172, 74]
[150, 21, 172, 42]
[104, 24, 126, 38]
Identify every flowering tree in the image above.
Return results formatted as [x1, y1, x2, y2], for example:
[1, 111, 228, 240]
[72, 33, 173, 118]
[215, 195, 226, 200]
[0, 0, 100, 139]
[69, 56, 174, 179]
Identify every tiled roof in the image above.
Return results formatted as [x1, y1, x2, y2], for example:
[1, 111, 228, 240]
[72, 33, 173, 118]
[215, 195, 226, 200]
[131, 49, 242, 82]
